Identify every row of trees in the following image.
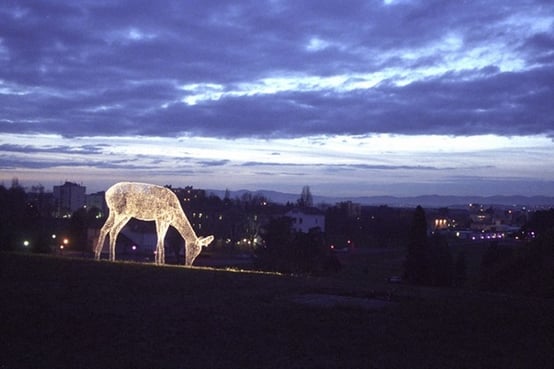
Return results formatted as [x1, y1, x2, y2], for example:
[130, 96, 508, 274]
[403, 206, 464, 287]
[479, 209, 554, 297]
[0, 184, 30, 252]
[326, 203, 413, 249]
[256, 216, 340, 275]
[0, 182, 103, 253]
[404, 205, 554, 296]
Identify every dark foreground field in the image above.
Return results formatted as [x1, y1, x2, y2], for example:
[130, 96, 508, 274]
[1, 253, 552, 369]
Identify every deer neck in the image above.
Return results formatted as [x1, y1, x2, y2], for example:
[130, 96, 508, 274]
[172, 208, 198, 244]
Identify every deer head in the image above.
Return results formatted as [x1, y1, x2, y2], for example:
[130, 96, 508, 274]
[185, 235, 214, 266]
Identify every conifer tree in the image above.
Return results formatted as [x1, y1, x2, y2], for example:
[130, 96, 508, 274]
[404, 205, 429, 284]
[298, 186, 313, 208]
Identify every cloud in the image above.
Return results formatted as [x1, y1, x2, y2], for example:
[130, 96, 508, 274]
[0, 154, 132, 171]
[197, 159, 231, 167]
[0, 0, 552, 140]
[242, 161, 457, 172]
[0, 143, 106, 155]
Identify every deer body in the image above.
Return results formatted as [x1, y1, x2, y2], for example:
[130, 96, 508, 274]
[94, 182, 214, 265]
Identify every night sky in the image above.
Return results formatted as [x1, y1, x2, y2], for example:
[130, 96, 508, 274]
[1, 1, 553, 197]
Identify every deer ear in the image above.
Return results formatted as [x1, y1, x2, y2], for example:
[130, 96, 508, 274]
[201, 235, 214, 245]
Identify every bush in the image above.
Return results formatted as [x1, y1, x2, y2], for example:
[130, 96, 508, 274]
[427, 233, 453, 287]
[404, 206, 454, 286]
[479, 230, 554, 297]
[257, 217, 338, 275]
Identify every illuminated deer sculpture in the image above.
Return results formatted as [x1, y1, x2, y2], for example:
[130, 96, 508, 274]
[94, 182, 214, 266]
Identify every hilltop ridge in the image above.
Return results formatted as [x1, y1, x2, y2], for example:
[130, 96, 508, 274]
[207, 189, 554, 208]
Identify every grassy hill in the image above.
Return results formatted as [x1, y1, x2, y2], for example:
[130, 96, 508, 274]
[1, 252, 552, 369]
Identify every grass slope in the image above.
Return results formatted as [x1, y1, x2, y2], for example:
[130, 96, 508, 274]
[1, 252, 553, 369]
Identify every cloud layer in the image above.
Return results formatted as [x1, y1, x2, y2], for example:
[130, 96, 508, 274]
[1, 0, 553, 139]
[1, 1, 553, 196]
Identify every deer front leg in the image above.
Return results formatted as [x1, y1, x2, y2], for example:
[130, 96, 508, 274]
[155, 221, 170, 265]
[95, 213, 115, 260]
[108, 216, 131, 262]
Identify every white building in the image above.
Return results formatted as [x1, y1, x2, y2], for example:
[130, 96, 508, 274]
[286, 208, 325, 233]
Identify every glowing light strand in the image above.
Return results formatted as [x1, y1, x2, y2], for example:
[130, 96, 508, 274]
[94, 182, 214, 265]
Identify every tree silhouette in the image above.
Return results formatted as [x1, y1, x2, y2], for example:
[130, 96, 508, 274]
[257, 216, 334, 274]
[297, 186, 313, 208]
[257, 216, 295, 272]
[404, 206, 429, 284]
[0, 183, 29, 251]
[428, 232, 453, 286]
[454, 251, 467, 287]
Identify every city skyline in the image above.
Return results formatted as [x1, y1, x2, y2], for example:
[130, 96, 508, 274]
[1, 1, 553, 197]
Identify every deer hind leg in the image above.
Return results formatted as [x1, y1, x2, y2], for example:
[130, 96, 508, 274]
[95, 212, 115, 260]
[154, 221, 170, 265]
[108, 215, 131, 262]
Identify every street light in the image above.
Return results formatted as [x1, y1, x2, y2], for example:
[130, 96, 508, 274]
[59, 238, 69, 254]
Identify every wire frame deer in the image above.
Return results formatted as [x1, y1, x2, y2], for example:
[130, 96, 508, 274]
[94, 182, 214, 265]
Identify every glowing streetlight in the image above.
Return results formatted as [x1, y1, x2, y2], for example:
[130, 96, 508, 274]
[23, 240, 30, 247]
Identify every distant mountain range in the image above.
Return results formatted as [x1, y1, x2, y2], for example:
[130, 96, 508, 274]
[207, 189, 554, 208]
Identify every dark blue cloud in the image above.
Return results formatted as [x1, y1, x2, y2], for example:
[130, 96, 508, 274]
[0, 0, 552, 139]
[0, 143, 108, 155]
[198, 159, 231, 167]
